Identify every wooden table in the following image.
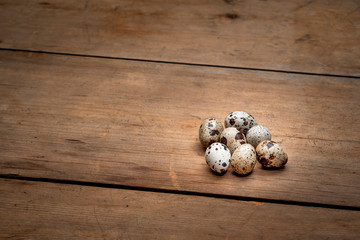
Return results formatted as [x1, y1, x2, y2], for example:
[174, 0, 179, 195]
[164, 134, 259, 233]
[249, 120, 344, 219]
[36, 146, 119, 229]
[1, 0, 359, 238]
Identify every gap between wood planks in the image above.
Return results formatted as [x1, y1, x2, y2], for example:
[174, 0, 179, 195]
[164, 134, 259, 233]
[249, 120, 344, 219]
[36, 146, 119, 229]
[1, 48, 359, 79]
[1, 174, 359, 212]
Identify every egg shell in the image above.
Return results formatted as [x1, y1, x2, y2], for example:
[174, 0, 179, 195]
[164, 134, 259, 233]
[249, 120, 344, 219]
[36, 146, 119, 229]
[256, 140, 288, 168]
[219, 127, 247, 154]
[231, 144, 257, 175]
[246, 125, 271, 148]
[205, 142, 231, 173]
[199, 118, 224, 148]
[224, 111, 257, 135]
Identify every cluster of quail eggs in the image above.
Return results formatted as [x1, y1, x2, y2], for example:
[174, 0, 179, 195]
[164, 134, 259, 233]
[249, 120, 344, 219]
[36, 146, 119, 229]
[199, 111, 288, 175]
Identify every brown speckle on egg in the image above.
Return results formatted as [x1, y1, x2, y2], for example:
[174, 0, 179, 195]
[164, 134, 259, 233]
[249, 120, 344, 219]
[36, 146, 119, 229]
[235, 132, 245, 140]
[267, 141, 274, 149]
[209, 129, 220, 136]
[221, 136, 227, 145]
[241, 117, 248, 126]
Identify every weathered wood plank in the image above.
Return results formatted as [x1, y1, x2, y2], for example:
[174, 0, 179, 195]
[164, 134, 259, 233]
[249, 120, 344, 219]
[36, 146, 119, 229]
[0, 51, 359, 206]
[0, 0, 359, 76]
[1, 178, 359, 239]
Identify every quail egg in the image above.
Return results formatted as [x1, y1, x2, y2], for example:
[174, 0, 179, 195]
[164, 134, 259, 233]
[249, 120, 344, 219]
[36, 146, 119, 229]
[219, 127, 247, 154]
[231, 144, 257, 175]
[256, 140, 288, 168]
[246, 125, 271, 148]
[224, 111, 257, 135]
[199, 118, 224, 148]
[205, 142, 231, 173]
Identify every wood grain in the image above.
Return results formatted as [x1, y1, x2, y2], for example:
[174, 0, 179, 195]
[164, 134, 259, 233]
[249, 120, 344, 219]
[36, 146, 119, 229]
[0, 51, 359, 206]
[0, 0, 359, 76]
[1, 178, 359, 239]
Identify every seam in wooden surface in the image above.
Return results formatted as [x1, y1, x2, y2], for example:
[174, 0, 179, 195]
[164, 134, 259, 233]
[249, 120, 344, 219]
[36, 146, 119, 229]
[1, 48, 359, 79]
[1, 174, 359, 211]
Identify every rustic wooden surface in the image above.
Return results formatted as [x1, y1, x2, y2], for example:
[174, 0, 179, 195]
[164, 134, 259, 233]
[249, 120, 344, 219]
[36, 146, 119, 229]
[0, 0, 359, 76]
[0, 51, 359, 207]
[1, 178, 359, 239]
[1, 0, 360, 238]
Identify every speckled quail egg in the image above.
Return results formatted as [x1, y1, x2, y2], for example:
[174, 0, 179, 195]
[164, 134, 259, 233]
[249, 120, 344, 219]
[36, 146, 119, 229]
[256, 140, 288, 168]
[246, 125, 271, 148]
[231, 144, 257, 175]
[224, 111, 257, 135]
[205, 142, 231, 173]
[199, 118, 224, 148]
[219, 127, 247, 154]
